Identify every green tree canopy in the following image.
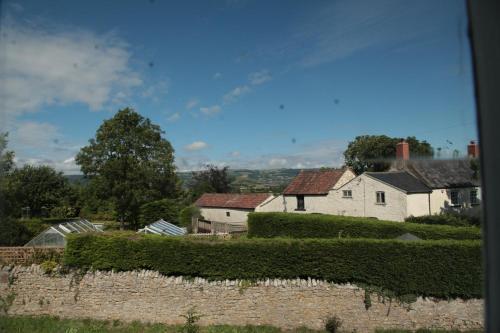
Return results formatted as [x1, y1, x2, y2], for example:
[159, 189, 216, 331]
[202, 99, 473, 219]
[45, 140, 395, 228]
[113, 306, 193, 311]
[139, 198, 183, 227]
[4, 165, 72, 218]
[343, 135, 433, 174]
[189, 164, 232, 199]
[75, 108, 179, 229]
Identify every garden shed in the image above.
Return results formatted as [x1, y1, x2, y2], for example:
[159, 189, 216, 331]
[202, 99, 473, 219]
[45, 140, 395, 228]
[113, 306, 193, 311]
[24, 219, 102, 247]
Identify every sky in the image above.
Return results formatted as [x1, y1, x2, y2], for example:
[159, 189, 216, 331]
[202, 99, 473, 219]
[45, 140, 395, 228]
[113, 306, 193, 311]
[0, 0, 478, 174]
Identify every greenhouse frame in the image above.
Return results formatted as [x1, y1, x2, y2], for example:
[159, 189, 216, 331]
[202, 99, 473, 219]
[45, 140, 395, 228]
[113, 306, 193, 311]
[138, 219, 186, 236]
[24, 219, 102, 247]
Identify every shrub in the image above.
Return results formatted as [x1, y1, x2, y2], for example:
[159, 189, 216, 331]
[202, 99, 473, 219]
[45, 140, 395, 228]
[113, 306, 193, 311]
[179, 205, 201, 232]
[0, 217, 35, 246]
[406, 211, 481, 228]
[324, 316, 342, 333]
[139, 199, 183, 227]
[64, 233, 482, 299]
[247, 213, 480, 240]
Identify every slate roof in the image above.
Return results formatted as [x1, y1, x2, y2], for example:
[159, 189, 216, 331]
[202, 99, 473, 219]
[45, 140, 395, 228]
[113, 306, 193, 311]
[283, 169, 345, 195]
[392, 159, 480, 189]
[195, 193, 272, 209]
[365, 171, 431, 194]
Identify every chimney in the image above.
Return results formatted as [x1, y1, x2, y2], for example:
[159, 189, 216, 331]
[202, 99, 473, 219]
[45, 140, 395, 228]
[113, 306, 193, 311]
[396, 140, 410, 160]
[467, 140, 479, 158]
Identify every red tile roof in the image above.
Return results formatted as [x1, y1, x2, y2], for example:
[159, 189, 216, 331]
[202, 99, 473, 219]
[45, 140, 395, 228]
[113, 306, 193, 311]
[195, 193, 272, 209]
[283, 169, 345, 195]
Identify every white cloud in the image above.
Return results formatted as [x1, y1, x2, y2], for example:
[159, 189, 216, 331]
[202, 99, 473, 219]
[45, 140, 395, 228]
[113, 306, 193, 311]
[185, 98, 199, 110]
[176, 139, 347, 171]
[141, 80, 169, 101]
[223, 85, 251, 104]
[13, 121, 60, 148]
[167, 112, 180, 122]
[249, 70, 272, 85]
[200, 105, 221, 116]
[0, 19, 142, 118]
[268, 158, 288, 168]
[185, 141, 209, 151]
[213, 72, 222, 80]
[16, 156, 81, 174]
[230, 151, 240, 157]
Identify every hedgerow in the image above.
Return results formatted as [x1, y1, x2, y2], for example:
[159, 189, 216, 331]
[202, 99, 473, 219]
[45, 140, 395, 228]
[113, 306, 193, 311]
[64, 233, 482, 299]
[247, 213, 480, 240]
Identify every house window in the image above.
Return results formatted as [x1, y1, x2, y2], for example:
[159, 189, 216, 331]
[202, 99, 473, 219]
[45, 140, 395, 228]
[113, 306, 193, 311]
[226, 211, 230, 217]
[342, 190, 352, 198]
[296, 195, 305, 211]
[450, 190, 459, 206]
[376, 191, 385, 204]
[470, 189, 479, 205]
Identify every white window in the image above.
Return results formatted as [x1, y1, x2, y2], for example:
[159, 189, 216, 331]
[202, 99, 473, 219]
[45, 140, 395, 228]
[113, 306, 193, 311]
[470, 189, 479, 205]
[376, 191, 385, 204]
[450, 190, 459, 206]
[342, 190, 352, 198]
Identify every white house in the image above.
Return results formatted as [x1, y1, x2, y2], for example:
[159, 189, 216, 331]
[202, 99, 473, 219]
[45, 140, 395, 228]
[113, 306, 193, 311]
[331, 171, 433, 222]
[279, 168, 356, 214]
[330, 140, 481, 221]
[195, 193, 278, 226]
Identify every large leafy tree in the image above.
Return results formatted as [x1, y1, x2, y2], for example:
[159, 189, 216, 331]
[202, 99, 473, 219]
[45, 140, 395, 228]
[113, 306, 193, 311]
[344, 135, 433, 174]
[189, 164, 232, 199]
[75, 108, 179, 229]
[3, 165, 72, 218]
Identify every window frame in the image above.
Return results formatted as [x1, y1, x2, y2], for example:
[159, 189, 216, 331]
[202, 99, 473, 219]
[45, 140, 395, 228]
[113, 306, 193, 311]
[342, 190, 352, 198]
[470, 189, 479, 205]
[376, 191, 386, 204]
[296, 195, 305, 211]
[450, 190, 459, 206]
[226, 211, 230, 217]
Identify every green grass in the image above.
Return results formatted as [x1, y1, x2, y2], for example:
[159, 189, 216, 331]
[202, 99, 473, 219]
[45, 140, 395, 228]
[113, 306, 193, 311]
[0, 316, 318, 333]
[0, 316, 483, 333]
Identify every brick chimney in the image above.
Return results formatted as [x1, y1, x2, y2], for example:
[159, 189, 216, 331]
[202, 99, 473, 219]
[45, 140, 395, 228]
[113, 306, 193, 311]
[467, 140, 479, 158]
[396, 140, 410, 160]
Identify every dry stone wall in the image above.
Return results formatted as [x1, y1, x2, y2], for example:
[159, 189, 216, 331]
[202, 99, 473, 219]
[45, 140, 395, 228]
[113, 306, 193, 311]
[0, 265, 483, 332]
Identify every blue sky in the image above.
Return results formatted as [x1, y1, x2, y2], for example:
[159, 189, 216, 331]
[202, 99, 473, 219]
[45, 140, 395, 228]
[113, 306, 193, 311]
[0, 0, 477, 173]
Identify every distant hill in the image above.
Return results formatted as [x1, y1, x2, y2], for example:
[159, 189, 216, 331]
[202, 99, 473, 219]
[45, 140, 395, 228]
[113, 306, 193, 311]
[66, 168, 309, 193]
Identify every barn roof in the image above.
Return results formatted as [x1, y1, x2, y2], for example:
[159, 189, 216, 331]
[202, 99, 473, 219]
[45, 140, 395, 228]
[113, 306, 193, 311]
[283, 169, 345, 195]
[195, 193, 272, 209]
[365, 171, 432, 194]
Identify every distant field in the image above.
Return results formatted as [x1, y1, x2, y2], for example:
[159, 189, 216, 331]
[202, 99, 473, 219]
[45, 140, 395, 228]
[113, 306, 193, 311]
[0, 316, 483, 333]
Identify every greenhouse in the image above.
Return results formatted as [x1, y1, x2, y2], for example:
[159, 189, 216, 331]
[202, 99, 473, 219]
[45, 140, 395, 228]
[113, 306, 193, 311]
[138, 219, 186, 236]
[24, 219, 102, 247]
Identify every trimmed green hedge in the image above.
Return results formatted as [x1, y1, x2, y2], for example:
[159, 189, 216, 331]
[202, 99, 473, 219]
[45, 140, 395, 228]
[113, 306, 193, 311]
[247, 213, 481, 240]
[64, 233, 482, 299]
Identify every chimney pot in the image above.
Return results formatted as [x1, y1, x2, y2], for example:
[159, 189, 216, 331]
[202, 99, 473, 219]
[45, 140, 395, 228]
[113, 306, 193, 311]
[396, 140, 410, 160]
[467, 140, 479, 158]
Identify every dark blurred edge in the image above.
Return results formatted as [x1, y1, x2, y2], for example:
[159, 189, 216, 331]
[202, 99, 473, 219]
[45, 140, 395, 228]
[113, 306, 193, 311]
[467, 1, 500, 332]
